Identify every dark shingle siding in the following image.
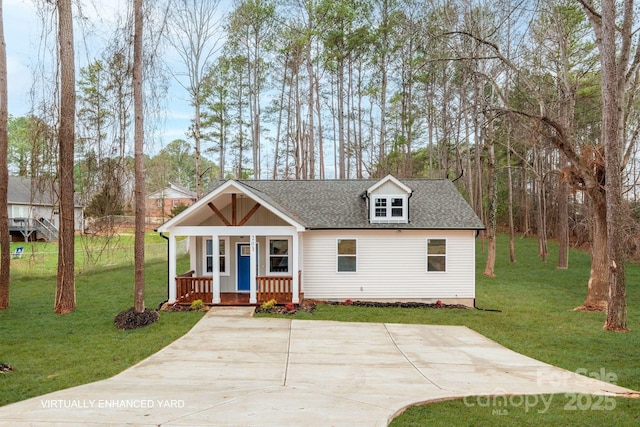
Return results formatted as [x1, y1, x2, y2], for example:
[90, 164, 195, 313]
[209, 178, 484, 230]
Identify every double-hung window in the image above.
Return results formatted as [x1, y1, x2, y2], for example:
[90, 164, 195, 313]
[427, 239, 446, 272]
[372, 196, 407, 222]
[206, 238, 228, 275]
[337, 239, 357, 272]
[268, 238, 290, 274]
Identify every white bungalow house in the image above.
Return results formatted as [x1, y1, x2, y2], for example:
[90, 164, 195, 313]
[157, 175, 485, 307]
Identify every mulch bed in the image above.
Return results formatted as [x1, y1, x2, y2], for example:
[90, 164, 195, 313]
[255, 301, 317, 315]
[324, 300, 470, 309]
[114, 308, 160, 330]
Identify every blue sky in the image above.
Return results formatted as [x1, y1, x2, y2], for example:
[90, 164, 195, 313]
[3, 0, 213, 155]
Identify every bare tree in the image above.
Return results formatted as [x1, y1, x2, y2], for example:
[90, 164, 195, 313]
[54, 0, 76, 315]
[0, 0, 10, 310]
[580, 0, 634, 331]
[166, 0, 222, 197]
[133, 0, 145, 313]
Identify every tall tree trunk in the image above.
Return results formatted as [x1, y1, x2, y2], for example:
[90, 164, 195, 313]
[0, 0, 10, 310]
[55, 0, 76, 315]
[337, 58, 345, 179]
[315, 73, 325, 179]
[273, 58, 287, 179]
[556, 171, 569, 269]
[506, 124, 516, 263]
[483, 118, 497, 277]
[600, 0, 627, 331]
[580, 204, 609, 311]
[307, 41, 315, 180]
[133, 0, 145, 313]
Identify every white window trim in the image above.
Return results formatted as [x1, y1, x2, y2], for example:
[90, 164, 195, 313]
[336, 238, 358, 273]
[426, 238, 447, 273]
[265, 236, 292, 276]
[205, 237, 230, 276]
[370, 194, 408, 223]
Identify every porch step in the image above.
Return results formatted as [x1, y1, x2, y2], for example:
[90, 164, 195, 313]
[207, 306, 256, 318]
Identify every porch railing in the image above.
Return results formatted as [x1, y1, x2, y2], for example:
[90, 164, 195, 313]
[257, 276, 294, 304]
[176, 271, 213, 304]
[175, 271, 302, 305]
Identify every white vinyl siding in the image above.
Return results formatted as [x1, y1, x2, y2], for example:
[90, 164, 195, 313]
[303, 230, 475, 300]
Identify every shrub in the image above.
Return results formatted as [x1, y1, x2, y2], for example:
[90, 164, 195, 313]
[343, 299, 353, 306]
[260, 299, 277, 311]
[190, 299, 205, 311]
[284, 302, 295, 312]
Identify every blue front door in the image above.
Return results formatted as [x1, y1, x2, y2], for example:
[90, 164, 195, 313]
[237, 243, 257, 292]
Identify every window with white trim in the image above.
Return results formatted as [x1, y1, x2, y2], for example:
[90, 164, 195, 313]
[427, 239, 446, 272]
[337, 239, 357, 272]
[268, 238, 290, 274]
[206, 238, 229, 275]
[371, 195, 407, 223]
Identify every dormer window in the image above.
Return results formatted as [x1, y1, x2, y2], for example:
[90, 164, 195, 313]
[367, 175, 412, 224]
[373, 196, 407, 222]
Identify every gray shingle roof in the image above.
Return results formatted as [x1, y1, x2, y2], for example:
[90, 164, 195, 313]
[8, 176, 57, 205]
[209, 178, 484, 230]
[8, 176, 82, 207]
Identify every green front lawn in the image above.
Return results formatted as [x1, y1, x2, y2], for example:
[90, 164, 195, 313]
[1, 233, 639, 426]
[0, 251, 200, 406]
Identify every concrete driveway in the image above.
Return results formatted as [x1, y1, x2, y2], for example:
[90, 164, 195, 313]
[0, 307, 635, 426]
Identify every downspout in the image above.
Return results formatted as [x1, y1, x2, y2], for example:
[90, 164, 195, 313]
[361, 192, 370, 221]
[158, 231, 170, 309]
[407, 191, 413, 224]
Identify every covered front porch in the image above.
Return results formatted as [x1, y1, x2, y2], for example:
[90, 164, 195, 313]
[158, 180, 306, 306]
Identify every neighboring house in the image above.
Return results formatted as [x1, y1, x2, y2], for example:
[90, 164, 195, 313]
[146, 182, 197, 219]
[8, 176, 84, 242]
[157, 175, 485, 307]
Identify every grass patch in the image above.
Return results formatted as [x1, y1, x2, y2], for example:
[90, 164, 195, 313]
[391, 394, 640, 426]
[258, 234, 640, 425]
[0, 247, 200, 406]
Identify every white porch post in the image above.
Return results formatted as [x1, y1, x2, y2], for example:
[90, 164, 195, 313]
[249, 234, 257, 304]
[292, 232, 299, 303]
[212, 234, 221, 304]
[168, 234, 177, 303]
[189, 236, 197, 273]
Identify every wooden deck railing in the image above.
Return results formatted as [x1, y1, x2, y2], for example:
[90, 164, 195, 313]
[176, 271, 213, 303]
[257, 276, 294, 304]
[175, 271, 302, 305]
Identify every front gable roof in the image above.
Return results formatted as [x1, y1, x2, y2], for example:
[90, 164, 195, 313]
[157, 180, 306, 232]
[158, 178, 484, 231]
[366, 174, 412, 195]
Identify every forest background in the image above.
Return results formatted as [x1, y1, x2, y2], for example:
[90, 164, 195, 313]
[3, 0, 640, 324]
